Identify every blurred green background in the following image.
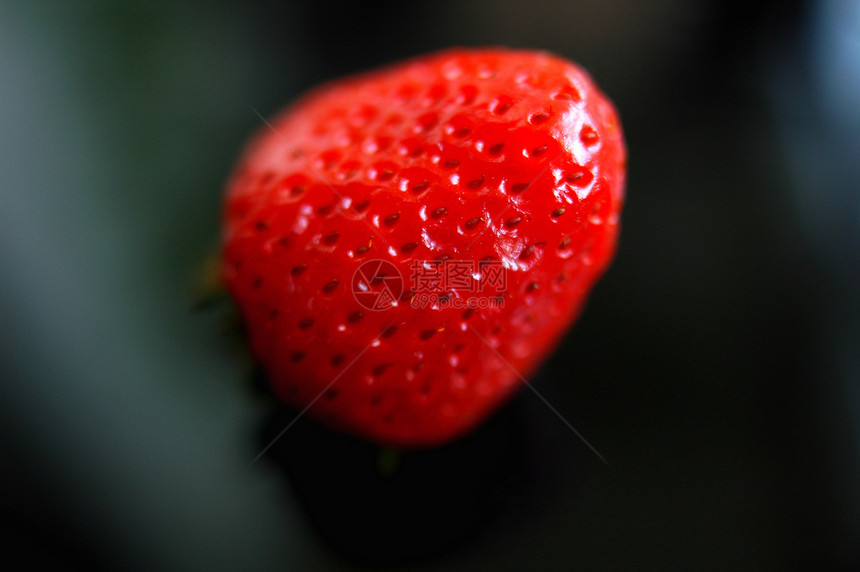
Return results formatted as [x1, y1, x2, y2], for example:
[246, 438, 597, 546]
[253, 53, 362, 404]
[2, 0, 858, 569]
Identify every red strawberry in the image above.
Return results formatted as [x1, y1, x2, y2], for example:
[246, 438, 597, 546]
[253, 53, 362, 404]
[223, 48, 625, 448]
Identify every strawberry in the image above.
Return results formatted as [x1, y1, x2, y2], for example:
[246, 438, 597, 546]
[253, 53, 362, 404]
[223, 48, 625, 448]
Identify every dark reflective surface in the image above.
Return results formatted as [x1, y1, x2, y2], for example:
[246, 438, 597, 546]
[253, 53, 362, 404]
[258, 391, 542, 567]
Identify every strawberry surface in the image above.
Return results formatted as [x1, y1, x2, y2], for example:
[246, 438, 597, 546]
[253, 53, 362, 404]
[223, 48, 626, 448]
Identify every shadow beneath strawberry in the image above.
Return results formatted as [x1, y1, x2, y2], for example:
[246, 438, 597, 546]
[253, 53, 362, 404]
[257, 391, 555, 566]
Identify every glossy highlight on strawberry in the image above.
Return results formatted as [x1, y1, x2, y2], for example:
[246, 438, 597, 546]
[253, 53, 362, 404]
[223, 48, 626, 448]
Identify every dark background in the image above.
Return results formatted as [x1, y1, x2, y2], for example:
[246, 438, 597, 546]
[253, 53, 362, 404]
[2, 0, 858, 569]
